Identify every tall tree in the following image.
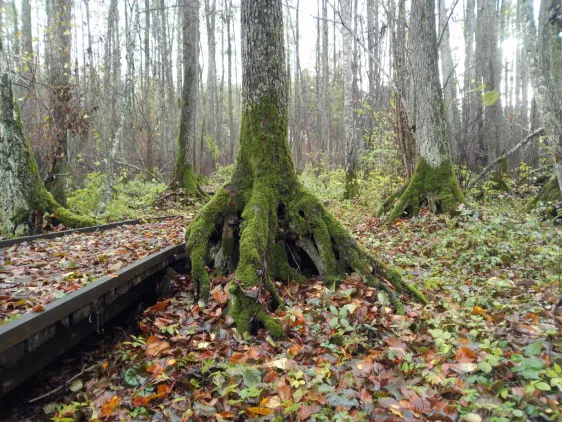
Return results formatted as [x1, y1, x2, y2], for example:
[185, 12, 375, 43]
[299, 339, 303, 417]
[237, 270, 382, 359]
[0, 34, 96, 236]
[389, 0, 464, 219]
[438, 0, 461, 160]
[343, 0, 359, 198]
[226, 0, 236, 162]
[44, 0, 72, 206]
[521, 0, 562, 199]
[204, 0, 217, 164]
[184, 0, 425, 337]
[172, 0, 205, 196]
[321, 0, 330, 162]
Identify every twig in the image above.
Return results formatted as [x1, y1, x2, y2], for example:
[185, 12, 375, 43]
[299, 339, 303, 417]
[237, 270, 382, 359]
[113, 159, 164, 182]
[29, 363, 97, 404]
[467, 127, 544, 190]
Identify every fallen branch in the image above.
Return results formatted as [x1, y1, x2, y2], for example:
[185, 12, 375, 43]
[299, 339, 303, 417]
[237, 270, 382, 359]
[467, 127, 544, 190]
[114, 159, 164, 183]
[29, 363, 97, 404]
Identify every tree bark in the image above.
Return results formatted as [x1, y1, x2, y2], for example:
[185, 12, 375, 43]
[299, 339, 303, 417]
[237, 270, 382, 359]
[438, 0, 461, 161]
[521, 0, 562, 196]
[389, 0, 464, 220]
[0, 36, 96, 236]
[172, 0, 205, 196]
[45, 0, 72, 206]
[342, 0, 358, 198]
[184, 0, 425, 337]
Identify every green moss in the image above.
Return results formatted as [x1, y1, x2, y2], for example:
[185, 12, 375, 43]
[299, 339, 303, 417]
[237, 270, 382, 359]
[344, 169, 359, 200]
[389, 158, 464, 220]
[376, 184, 407, 217]
[186, 187, 232, 301]
[228, 283, 284, 339]
[525, 177, 561, 212]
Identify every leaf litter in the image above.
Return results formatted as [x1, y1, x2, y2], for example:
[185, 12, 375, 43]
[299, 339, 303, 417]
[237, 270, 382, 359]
[5, 198, 562, 421]
[0, 216, 192, 324]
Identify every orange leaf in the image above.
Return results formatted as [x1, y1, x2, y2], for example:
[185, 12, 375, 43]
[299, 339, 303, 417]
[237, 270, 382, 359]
[133, 395, 149, 408]
[471, 306, 493, 322]
[32, 305, 44, 312]
[146, 336, 171, 357]
[157, 384, 173, 399]
[99, 396, 121, 419]
[455, 347, 478, 363]
[287, 344, 304, 358]
[212, 289, 228, 304]
[147, 299, 171, 314]
[247, 407, 273, 416]
[102, 361, 109, 370]
[230, 352, 247, 363]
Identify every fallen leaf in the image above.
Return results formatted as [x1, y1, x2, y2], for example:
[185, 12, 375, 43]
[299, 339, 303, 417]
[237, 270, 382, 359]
[99, 396, 121, 419]
[146, 335, 171, 357]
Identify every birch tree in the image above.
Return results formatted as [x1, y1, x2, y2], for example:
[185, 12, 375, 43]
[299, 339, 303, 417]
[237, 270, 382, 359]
[183, 0, 425, 337]
[389, 0, 464, 219]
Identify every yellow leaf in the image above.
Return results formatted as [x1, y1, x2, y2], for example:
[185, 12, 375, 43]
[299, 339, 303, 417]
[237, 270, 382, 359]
[247, 407, 274, 416]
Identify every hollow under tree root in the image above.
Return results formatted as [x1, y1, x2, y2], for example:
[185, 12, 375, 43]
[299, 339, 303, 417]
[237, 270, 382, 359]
[185, 185, 427, 338]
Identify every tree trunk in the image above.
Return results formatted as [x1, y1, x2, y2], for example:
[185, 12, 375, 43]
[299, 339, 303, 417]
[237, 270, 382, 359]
[204, 0, 217, 170]
[226, 0, 235, 163]
[521, 0, 562, 196]
[44, 0, 72, 206]
[0, 37, 96, 236]
[438, 0, 461, 162]
[172, 0, 205, 196]
[184, 0, 425, 337]
[389, 0, 464, 220]
[343, 0, 358, 198]
[322, 0, 330, 163]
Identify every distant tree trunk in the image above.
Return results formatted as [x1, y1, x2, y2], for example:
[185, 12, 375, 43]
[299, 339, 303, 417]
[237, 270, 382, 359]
[172, 0, 205, 196]
[226, 0, 235, 163]
[321, 0, 330, 163]
[184, 0, 425, 337]
[367, 0, 376, 133]
[389, 0, 464, 220]
[21, 0, 33, 89]
[521, 0, 562, 197]
[0, 36, 96, 236]
[475, 0, 504, 176]
[438, 0, 461, 161]
[462, 0, 479, 168]
[204, 0, 217, 170]
[145, 0, 153, 172]
[44, 0, 72, 206]
[343, 0, 358, 198]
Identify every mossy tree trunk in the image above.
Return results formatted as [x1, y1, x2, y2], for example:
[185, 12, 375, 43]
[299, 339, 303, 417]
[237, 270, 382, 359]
[185, 0, 426, 338]
[172, 0, 206, 198]
[389, 0, 464, 220]
[0, 38, 97, 236]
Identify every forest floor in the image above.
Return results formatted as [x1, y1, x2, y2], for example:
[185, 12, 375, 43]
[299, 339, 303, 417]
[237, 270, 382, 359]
[2, 186, 562, 422]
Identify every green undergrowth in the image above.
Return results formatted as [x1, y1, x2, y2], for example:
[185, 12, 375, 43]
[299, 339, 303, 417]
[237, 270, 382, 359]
[68, 172, 189, 221]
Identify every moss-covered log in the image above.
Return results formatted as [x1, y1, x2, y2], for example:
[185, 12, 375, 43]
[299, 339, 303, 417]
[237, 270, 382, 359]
[0, 40, 97, 236]
[389, 0, 464, 220]
[184, 0, 426, 338]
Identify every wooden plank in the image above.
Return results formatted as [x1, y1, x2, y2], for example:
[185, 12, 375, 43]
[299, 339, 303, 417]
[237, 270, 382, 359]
[0, 244, 185, 352]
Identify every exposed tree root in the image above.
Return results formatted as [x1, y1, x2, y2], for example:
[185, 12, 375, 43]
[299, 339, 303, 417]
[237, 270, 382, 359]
[376, 184, 407, 217]
[389, 159, 464, 220]
[185, 184, 427, 338]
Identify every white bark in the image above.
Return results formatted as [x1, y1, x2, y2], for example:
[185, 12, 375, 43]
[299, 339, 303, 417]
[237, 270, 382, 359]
[342, 0, 357, 183]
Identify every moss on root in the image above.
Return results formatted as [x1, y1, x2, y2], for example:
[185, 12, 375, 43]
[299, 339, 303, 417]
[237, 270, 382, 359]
[184, 95, 426, 338]
[525, 177, 561, 213]
[172, 163, 208, 199]
[389, 159, 464, 220]
[376, 184, 407, 217]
